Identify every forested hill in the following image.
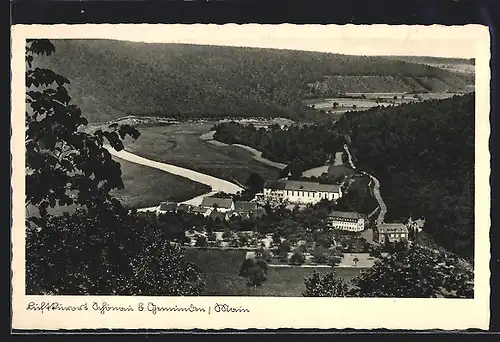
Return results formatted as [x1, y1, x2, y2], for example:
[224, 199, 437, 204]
[35, 39, 472, 123]
[338, 94, 475, 259]
[213, 94, 475, 259]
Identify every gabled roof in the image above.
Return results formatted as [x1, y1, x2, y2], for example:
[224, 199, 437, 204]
[328, 211, 363, 220]
[177, 204, 193, 212]
[264, 180, 340, 193]
[192, 207, 211, 214]
[234, 201, 258, 212]
[158, 202, 177, 211]
[200, 197, 234, 209]
[377, 223, 409, 234]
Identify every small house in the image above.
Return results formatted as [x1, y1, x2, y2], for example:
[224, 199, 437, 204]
[156, 201, 178, 215]
[191, 206, 212, 217]
[200, 197, 235, 212]
[233, 201, 266, 219]
[374, 223, 409, 244]
[176, 203, 193, 213]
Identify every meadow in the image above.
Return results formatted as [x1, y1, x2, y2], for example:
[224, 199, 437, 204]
[183, 248, 367, 297]
[111, 157, 211, 208]
[304, 92, 466, 117]
[122, 122, 281, 185]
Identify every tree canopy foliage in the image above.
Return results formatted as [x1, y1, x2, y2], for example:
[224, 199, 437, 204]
[25, 39, 140, 220]
[337, 94, 474, 259]
[38, 40, 471, 123]
[303, 241, 473, 298]
[26, 209, 206, 295]
[212, 121, 344, 176]
[213, 94, 474, 259]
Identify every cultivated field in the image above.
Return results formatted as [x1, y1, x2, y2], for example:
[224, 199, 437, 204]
[183, 248, 367, 297]
[121, 122, 280, 185]
[111, 157, 211, 208]
[304, 92, 465, 115]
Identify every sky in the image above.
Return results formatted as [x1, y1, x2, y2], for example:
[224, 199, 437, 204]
[20, 24, 485, 58]
[117, 24, 481, 58]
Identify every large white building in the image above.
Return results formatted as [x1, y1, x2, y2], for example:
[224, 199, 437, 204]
[327, 211, 365, 232]
[263, 180, 342, 204]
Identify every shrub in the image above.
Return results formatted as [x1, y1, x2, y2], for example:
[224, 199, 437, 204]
[290, 251, 306, 265]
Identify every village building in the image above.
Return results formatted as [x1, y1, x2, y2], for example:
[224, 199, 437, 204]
[263, 179, 342, 204]
[191, 206, 212, 217]
[176, 203, 193, 213]
[327, 210, 365, 232]
[156, 201, 178, 215]
[232, 201, 266, 219]
[200, 197, 235, 212]
[373, 223, 409, 244]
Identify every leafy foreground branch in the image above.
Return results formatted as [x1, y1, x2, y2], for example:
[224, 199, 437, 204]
[25, 39, 205, 296]
[26, 209, 206, 295]
[303, 241, 474, 298]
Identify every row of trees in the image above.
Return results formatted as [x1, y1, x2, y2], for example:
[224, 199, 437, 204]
[212, 121, 345, 176]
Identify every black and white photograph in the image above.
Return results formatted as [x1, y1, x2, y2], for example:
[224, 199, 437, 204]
[12, 24, 490, 330]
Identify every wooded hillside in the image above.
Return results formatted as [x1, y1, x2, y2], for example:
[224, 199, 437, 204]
[35, 39, 472, 123]
[213, 94, 475, 259]
[338, 94, 474, 259]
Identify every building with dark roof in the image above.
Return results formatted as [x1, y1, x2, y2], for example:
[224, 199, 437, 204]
[374, 223, 409, 244]
[263, 179, 342, 204]
[156, 201, 178, 214]
[176, 203, 193, 213]
[327, 210, 365, 232]
[200, 197, 235, 212]
[232, 201, 266, 219]
[191, 206, 212, 217]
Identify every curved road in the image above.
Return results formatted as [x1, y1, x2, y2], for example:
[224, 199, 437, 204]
[104, 146, 244, 210]
[343, 144, 387, 225]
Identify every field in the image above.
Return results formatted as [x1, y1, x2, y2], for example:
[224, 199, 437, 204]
[122, 122, 281, 185]
[327, 164, 356, 178]
[305, 92, 465, 115]
[183, 248, 367, 297]
[111, 157, 211, 208]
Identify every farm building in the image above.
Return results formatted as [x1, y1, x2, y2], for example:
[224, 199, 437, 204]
[232, 201, 266, 219]
[191, 206, 212, 217]
[156, 201, 178, 215]
[327, 210, 366, 232]
[263, 179, 342, 204]
[373, 223, 409, 244]
[176, 203, 193, 213]
[200, 197, 235, 212]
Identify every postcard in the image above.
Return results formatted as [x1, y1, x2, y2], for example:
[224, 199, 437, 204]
[11, 23, 490, 330]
